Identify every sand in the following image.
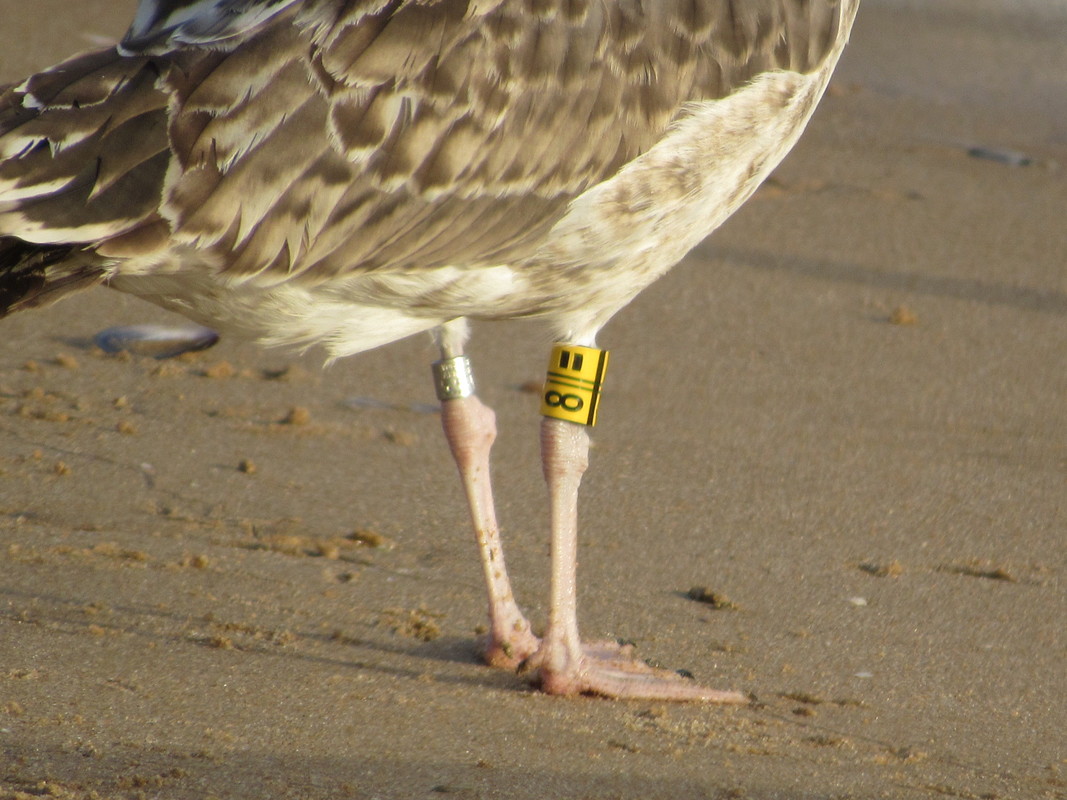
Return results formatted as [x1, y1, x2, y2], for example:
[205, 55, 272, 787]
[1, 2, 1065, 798]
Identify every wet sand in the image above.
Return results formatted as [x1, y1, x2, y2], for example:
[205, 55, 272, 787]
[2, 2, 1065, 798]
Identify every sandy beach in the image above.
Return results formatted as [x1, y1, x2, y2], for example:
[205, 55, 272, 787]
[1, 1, 1064, 798]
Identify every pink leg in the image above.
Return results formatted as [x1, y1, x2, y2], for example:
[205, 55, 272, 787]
[440, 395, 539, 668]
[523, 417, 746, 703]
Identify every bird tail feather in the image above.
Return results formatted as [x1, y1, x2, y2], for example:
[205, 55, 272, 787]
[0, 237, 104, 317]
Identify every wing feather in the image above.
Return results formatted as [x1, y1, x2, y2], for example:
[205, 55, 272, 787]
[122, 0, 305, 53]
[1, 0, 858, 289]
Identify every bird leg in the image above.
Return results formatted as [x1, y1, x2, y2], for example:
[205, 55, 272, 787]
[434, 355, 539, 668]
[522, 345, 746, 702]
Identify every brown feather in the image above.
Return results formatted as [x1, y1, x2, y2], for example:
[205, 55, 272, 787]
[0, 0, 858, 326]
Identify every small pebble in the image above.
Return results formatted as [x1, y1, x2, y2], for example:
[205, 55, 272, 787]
[348, 529, 394, 549]
[859, 561, 904, 578]
[281, 406, 311, 425]
[686, 586, 738, 610]
[888, 305, 918, 325]
[383, 428, 417, 446]
[201, 361, 235, 379]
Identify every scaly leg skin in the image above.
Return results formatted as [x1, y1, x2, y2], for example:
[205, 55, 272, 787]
[439, 393, 540, 668]
[521, 417, 747, 703]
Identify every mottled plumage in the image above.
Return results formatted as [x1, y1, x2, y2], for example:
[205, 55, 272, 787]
[1, 0, 856, 351]
[0, 0, 859, 700]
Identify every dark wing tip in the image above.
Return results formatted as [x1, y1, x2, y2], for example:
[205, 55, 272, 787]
[0, 238, 104, 317]
[120, 0, 302, 55]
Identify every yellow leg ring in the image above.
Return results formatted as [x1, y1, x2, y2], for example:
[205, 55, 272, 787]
[540, 344, 609, 427]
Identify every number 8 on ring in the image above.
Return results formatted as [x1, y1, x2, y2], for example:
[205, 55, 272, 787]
[540, 344, 609, 427]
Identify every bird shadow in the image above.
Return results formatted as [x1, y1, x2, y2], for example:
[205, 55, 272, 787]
[701, 244, 1067, 317]
[0, 583, 520, 693]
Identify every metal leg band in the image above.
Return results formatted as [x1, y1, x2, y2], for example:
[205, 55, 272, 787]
[432, 355, 476, 401]
[540, 343, 609, 426]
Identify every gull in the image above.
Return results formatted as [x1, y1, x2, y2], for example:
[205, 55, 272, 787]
[0, 0, 859, 701]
